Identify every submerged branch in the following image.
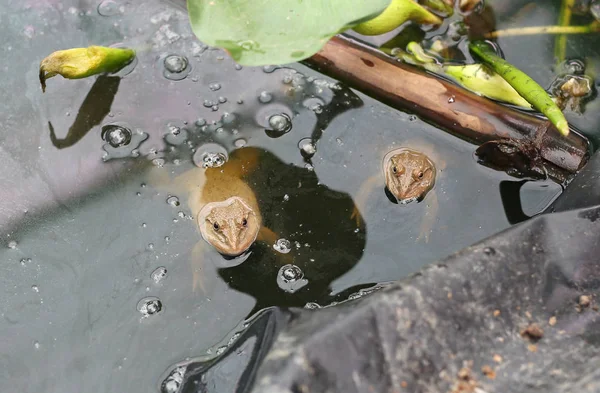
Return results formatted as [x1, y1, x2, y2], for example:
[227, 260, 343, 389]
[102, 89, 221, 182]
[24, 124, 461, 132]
[485, 21, 600, 38]
[303, 35, 590, 183]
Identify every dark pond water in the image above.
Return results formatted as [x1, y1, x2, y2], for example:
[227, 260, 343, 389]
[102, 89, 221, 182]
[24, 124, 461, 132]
[0, 0, 595, 392]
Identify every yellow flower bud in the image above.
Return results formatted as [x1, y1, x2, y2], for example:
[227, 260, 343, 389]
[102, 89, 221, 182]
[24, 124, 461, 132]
[39, 46, 135, 92]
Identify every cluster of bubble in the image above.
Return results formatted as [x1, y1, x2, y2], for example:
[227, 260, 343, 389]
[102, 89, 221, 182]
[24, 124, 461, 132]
[161, 366, 186, 393]
[94, 49, 362, 323]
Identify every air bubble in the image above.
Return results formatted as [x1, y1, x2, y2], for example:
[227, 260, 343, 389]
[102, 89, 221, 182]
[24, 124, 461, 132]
[277, 264, 308, 293]
[264, 113, 292, 138]
[234, 138, 247, 148]
[303, 97, 325, 113]
[263, 65, 278, 73]
[33, 341, 40, 349]
[97, 0, 122, 16]
[298, 138, 316, 159]
[137, 297, 163, 317]
[152, 158, 165, 167]
[209, 82, 221, 91]
[102, 126, 149, 161]
[164, 55, 187, 73]
[258, 91, 273, 104]
[273, 238, 292, 254]
[192, 143, 229, 168]
[269, 114, 292, 132]
[163, 54, 191, 81]
[203, 99, 215, 108]
[8, 240, 17, 249]
[448, 95, 456, 103]
[283, 194, 290, 202]
[221, 112, 237, 125]
[32, 285, 39, 293]
[167, 196, 180, 207]
[195, 118, 207, 127]
[161, 366, 186, 393]
[151, 267, 168, 284]
[164, 125, 188, 145]
[101, 124, 131, 148]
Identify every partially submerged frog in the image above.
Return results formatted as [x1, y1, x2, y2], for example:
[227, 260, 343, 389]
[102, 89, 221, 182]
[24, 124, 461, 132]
[351, 139, 444, 242]
[148, 147, 280, 293]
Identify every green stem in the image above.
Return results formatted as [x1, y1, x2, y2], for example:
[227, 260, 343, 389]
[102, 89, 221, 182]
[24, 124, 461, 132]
[554, 0, 575, 63]
[469, 41, 569, 136]
[485, 21, 599, 38]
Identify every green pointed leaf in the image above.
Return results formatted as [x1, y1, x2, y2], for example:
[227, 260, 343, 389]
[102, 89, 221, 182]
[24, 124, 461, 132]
[187, 0, 391, 66]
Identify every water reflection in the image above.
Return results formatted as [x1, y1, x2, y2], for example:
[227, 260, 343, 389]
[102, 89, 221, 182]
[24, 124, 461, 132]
[211, 147, 368, 317]
[48, 75, 121, 149]
[499, 180, 531, 224]
[304, 83, 363, 164]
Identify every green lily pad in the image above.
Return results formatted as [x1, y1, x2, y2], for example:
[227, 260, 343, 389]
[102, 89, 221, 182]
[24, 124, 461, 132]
[187, 0, 391, 66]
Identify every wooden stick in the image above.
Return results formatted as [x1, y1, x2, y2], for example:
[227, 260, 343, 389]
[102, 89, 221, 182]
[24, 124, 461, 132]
[303, 35, 590, 180]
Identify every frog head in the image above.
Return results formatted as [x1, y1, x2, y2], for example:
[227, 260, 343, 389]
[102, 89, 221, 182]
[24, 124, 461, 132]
[384, 148, 436, 203]
[197, 197, 259, 256]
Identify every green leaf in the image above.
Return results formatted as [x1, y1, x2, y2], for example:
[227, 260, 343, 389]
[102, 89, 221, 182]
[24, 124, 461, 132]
[186, 0, 392, 66]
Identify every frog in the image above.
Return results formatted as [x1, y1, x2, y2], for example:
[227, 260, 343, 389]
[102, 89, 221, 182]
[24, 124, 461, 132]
[350, 139, 445, 243]
[147, 147, 281, 294]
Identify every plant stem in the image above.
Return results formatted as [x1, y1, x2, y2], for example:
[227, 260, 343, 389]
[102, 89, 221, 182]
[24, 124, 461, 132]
[485, 22, 599, 38]
[554, 0, 575, 63]
[469, 41, 569, 136]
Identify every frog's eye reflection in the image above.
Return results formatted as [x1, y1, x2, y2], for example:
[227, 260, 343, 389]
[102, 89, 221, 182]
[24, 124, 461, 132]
[242, 218, 247, 227]
[213, 222, 220, 231]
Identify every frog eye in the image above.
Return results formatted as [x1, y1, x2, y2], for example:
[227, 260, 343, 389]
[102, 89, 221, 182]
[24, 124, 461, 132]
[213, 222, 220, 231]
[242, 218, 248, 227]
[418, 171, 424, 178]
[392, 166, 398, 173]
